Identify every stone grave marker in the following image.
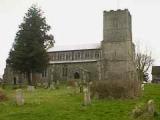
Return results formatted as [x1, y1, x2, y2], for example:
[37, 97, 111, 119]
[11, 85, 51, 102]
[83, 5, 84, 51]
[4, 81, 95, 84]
[27, 85, 35, 91]
[147, 99, 155, 116]
[83, 85, 91, 106]
[16, 89, 24, 106]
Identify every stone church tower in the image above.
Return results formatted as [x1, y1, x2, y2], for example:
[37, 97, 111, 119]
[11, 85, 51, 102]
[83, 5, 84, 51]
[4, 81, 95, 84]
[101, 9, 140, 97]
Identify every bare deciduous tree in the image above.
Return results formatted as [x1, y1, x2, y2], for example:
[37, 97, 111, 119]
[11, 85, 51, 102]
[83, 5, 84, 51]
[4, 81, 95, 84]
[136, 52, 154, 82]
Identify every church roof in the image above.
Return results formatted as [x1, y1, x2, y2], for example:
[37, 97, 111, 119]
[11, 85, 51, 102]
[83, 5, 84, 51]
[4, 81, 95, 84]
[49, 59, 98, 64]
[47, 43, 101, 52]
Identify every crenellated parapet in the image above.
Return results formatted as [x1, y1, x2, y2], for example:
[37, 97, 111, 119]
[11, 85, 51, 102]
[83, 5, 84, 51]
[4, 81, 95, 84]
[104, 9, 129, 13]
[103, 9, 132, 42]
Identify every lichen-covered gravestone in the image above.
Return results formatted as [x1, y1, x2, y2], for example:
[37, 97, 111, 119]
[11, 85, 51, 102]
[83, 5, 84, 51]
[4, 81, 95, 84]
[147, 99, 155, 116]
[16, 89, 24, 105]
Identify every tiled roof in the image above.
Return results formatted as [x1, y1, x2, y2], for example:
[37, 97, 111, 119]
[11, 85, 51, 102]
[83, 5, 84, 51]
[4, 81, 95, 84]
[47, 43, 101, 52]
[49, 59, 98, 64]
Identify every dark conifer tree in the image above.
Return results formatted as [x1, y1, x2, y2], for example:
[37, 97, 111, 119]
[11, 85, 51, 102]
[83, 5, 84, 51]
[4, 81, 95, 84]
[7, 5, 54, 85]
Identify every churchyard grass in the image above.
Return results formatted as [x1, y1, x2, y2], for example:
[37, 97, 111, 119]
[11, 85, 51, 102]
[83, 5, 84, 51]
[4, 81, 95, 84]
[0, 84, 160, 120]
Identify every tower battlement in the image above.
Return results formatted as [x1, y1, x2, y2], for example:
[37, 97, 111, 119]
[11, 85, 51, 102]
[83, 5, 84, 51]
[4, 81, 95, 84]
[104, 9, 129, 13]
[103, 9, 132, 42]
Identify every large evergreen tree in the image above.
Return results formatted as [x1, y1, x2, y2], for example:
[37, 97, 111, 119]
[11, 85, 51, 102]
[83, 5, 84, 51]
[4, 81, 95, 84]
[7, 5, 54, 85]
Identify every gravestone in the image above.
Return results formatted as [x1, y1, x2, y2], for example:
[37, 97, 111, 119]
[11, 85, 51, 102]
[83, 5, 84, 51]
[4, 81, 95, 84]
[147, 99, 155, 116]
[49, 83, 55, 90]
[16, 89, 24, 105]
[37, 83, 42, 87]
[83, 86, 91, 106]
[27, 85, 35, 91]
[43, 82, 48, 88]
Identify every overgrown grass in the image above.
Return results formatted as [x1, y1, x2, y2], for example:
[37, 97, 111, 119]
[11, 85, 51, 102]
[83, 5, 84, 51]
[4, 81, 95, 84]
[0, 84, 160, 120]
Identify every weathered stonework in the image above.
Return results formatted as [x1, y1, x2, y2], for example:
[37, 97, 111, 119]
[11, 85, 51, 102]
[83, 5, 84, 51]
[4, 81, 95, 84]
[101, 9, 140, 97]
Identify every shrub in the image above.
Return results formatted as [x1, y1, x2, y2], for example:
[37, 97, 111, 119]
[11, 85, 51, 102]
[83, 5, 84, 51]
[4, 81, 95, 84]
[132, 100, 159, 119]
[132, 103, 146, 118]
[90, 80, 131, 99]
[90, 81, 109, 99]
[0, 89, 7, 102]
[67, 80, 78, 88]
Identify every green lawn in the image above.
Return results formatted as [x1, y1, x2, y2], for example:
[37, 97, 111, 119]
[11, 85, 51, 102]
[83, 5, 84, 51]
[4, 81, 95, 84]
[0, 84, 160, 120]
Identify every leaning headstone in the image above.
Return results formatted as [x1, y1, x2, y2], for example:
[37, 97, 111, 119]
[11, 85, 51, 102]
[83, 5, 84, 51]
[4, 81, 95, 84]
[147, 99, 155, 116]
[16, 89, 24, 106]
[27, 86, 35, 92]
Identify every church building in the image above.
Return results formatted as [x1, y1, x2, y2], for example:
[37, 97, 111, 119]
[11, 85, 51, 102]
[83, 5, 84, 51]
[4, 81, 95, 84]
[3, 9, 140, 97]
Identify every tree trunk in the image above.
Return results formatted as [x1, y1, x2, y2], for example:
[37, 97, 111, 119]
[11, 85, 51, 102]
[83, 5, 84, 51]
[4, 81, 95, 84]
[32, 72, 37, 88]
[140, 71, 144, 83]
[27, 71, 32, 85]
[138, 71, 144, 83]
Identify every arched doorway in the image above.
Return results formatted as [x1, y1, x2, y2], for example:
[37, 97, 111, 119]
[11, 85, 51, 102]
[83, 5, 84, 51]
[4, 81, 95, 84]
[74, 72, 80, 79]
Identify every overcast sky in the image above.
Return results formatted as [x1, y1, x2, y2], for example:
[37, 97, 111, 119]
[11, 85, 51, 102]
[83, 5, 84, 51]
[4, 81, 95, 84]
[0, 0, 160, 77]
